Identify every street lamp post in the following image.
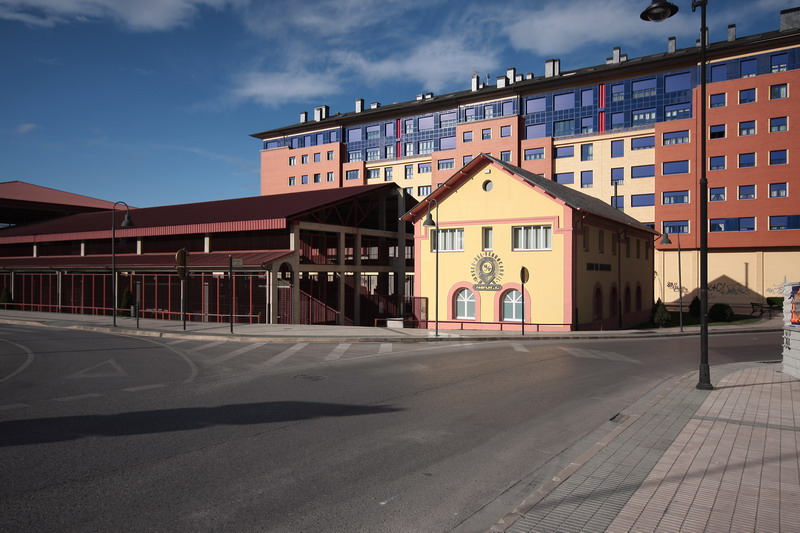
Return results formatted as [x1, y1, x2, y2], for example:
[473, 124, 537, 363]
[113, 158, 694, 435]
[642, 0, 712, 389]
[111, 201, 134, 327]
[660, 231, 683, 332]
[422, 198, 439, 337]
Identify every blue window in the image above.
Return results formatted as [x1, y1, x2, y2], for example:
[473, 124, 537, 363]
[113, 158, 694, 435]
[611, 168, 624, 184]
[555, 172, 574, 184]
[609, 112, 624, 129]
[770, 117, 788, 132]
[524, 147, 544, 160]
[438, 158, 455, 170]
[367, 169, 379, 179]
[610, 84, 624, 102]
[384, 168, 393, 181]
[770, 149, 787, 165]
[581, 170, 593, 188]
[710, 63, 727, 82]
[663, 130, 689, 145]
[554, 119, 574, 137]
[526, 97, 545, 114]
[345, 170, 358, 180]
[440, 136, 456, 150]
[631, 194, 655, 207]
[771, 53, 788, 73]
[347, 128, 362, 142]
[418, 162, 431, 173]
[502, 101, 514, 116]
[301, 174, 309, 184]
[405, 165, 413, 178]
[463, 131, 473, 143]
[555, 146, 574, 158]
[612, 196, 624, 209]
[632, 78, 656, 98]
[631, 136, 654, 150]
[739, 185, 756, 199]
[771, 84, 788, 99]
[709, 124, 725, 139]
[611, 140, 624, 158]
[500, 150, 512, 162]
[663, 190, 689, 204]
[739, 121, 756, 136]
[740, 58, 757, 78]
[710, 187, 726, 201]
[710, 93, 726, 108]
[665, 72, 690, 92]
[581, 144, 593, 161]
[663, 220, 689, 234]
[739, 153, 756, 168]
[631, 164, 655, 178]
[581, 88, 594, 107]
[632, 108, 656, 125]
[739, 88, 756, 103]
[665, 102, 691, 120]
[709, 156, 725, 170]
[554, 92, 574, 110]
[663, 160, 689, 175]
[710, 217, 755, 232]
[482, 128, 491, 140]
[580, 116, 594, 134]
[770, 183, 788, 198]
[288, 176, 296, 186]
[500, 125, 511, 137]
[769, 216, 800, 230]
[418, 185, 432, 196]
[526, 123, 546, 139]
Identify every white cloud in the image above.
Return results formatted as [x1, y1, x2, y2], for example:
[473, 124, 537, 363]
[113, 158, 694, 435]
[15, 123, 38, 134]
[229, 69, 343, 108]
[0, 0, 246, 31]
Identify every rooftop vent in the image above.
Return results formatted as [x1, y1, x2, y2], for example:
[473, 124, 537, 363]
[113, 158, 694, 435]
[496, 75, 508, 88]
[781, 7, 800, 30]
[355, 99, 364, 113]
[506, 67, 516, 85]
[300, 111, 308, 123]
[471, 75, 480, 92]
[606, 47, 628, 64]
[424, 92, 433, 99]
[313, 105, 329, 122]
[727, 24, 736, 41]
[544, 59, 561, 78]
[370, 102, 381, 109]
[525, 72, 534, 80]
[416, 93, 424, 101]
[668, 36, 676, 53]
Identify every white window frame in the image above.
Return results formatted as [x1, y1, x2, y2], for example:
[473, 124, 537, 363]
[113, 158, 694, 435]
[512, 225, 552, 251]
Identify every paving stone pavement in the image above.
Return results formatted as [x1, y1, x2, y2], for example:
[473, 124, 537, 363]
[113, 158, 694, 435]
[496, 362, 800, 533]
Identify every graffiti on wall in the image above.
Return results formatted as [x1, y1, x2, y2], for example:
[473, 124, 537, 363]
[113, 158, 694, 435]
[707, 281, 748, 296]
[666, 281, 688, 295]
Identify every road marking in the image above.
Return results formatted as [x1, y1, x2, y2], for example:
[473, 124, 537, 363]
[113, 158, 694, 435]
[561, 347, 602, 359]
[124, 383, 166, 392]
[54, 393, 103, 402]
[204, 342, 265, 367]
[186, 340, 226, 353]
[379, 343, 393, 354]
[260, 343, 308, 369]
[0, 327, 33, 334]
[0, 339, 35, 383]
[67, 359, 129, 378]
[511, 342, 528, 352]
[599, 351, 642, 364]
[560, 347, 641, 364]
[0, 403, 29, 411]
[324, 343, 351, 361]
[166, 339, 189, 345]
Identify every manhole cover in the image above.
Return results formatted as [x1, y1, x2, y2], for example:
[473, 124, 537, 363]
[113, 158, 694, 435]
[294, 374, 327, 382]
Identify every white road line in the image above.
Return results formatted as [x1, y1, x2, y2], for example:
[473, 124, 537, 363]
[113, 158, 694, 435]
[324, 343, 351, 361]
[0, 339, 35, 383]
[124, 384, 166, 392]
[166, 339, 189, 345]
[53, 393, 103, 402]
[186, 340, 226, 353]
[205, 342, 265, 367]
[511, 342, 528, 352]
[599, 351, 642, 364]
[561, 347, 602, 359]
[379, 343, 393, 354]
[0, 403, 29, 411]
[260, 343, 308, 369]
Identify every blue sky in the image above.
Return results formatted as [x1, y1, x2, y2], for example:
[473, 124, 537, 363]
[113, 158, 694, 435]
[1, 0, 795, 207]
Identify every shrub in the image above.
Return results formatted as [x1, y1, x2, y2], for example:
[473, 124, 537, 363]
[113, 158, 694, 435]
[708, 303, 734, 322]
[766, 297, 783, 308]
[652, 299, 671, 327]
[688, 296, 701, 317]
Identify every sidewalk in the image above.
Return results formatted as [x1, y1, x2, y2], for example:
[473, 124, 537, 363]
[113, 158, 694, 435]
[491, 361, 799, 533]
[0, 309, 784, 343]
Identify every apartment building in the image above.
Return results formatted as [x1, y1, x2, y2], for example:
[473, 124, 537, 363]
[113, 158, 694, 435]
[252, 7, 800, 307]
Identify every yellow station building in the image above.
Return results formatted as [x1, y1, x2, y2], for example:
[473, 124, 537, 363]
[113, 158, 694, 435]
[402, 154, 657, 331]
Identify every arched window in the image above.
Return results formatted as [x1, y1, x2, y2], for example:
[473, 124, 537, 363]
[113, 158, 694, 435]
[635, 284, 643, 311]
[610, 286, 619, 317]
[502, 290, 523, 321]
[455, 288, 476, 319]
[593, 286, 603, 321]
[624, 285, 632, 314]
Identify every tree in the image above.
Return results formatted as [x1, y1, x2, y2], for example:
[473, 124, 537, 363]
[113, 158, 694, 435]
[652, 298, 671, 327]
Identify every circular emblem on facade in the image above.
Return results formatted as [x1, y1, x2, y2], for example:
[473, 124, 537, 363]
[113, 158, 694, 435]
[471, 252, 504, 291]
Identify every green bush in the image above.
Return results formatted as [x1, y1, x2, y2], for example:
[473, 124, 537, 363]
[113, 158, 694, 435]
[652, 299, 671, 327]
[708, 303, 734, 322]
[688, 296, 701, 317]
[766, 297, 783, 308]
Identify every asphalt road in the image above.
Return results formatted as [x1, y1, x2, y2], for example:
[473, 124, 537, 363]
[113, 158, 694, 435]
[0, 325, 782, 532]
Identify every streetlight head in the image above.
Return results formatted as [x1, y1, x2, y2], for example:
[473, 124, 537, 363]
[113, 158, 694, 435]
[640, 0, 679, 22]
[121, 212, 134, 227]
[660, 232, 673, 245]
[422, 212, 436, 227]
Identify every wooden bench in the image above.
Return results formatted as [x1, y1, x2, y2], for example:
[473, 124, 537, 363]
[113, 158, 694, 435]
[751, 301, 782, 317]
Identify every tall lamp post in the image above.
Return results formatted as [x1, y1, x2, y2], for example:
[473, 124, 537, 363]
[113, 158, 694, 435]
[642, 0, 712, 389]
[111, 201, 134, 327]
[422, 198, 439, 337]
[660, 231, 683, 332]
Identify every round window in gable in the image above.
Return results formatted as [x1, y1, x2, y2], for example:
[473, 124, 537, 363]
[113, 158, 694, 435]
[482, 180, 493, 192]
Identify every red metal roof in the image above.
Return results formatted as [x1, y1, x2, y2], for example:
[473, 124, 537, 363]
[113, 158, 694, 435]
[0, 250, 294, 270]
[0, 181, 117, 209]
[0, 183, 397, 243]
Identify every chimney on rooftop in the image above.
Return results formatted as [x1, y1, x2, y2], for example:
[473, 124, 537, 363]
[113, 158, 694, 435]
[506, 67, 516, 85]
[668, 36, 676, 53]
[471, 74, 480, 91]
[496, 75, 508, 88]
[313, 105, 329, 122]
[727, 24, 736, 41]
[544, 59, 560, 77]
[606, 47, 627, 64]
[781, 7, 800, 30]
[355, 99, 364, 113]
[300, 111, 308, 123]
[370, 102, 380, 109]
